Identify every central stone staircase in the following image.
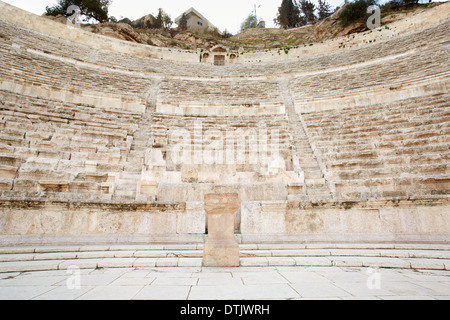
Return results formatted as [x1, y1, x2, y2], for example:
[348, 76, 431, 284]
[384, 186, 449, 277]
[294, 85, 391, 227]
[0, 243, 448, 273]
[279, 80, 333, 201]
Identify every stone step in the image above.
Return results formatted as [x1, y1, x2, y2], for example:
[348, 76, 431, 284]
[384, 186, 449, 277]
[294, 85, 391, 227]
[305, 178, 327, 185]
[0, 243, 448, 273]
[111, 194, 136, 201]
[303, 170, 324, 179]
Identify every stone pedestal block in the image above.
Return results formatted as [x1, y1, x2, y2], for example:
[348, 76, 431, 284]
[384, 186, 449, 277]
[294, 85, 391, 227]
[203, 193, 240, 267]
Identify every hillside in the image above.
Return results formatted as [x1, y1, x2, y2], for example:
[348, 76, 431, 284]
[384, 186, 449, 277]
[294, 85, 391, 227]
[46, 2, 444, 52]
[228, 2, 443, 50]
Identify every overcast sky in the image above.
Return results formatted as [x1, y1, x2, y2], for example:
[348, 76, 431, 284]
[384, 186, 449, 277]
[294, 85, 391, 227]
[2, 0, 438, 34]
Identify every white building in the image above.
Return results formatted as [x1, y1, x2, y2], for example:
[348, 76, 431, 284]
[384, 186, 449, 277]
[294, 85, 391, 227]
[175, 7, 216, 33]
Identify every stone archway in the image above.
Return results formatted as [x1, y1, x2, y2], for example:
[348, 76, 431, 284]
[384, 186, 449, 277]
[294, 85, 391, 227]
[211, 45, 228, 66]
[202, 52, 209, 63]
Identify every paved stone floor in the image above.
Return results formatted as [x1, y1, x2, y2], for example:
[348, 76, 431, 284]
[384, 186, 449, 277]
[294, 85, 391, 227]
[0, 266, 449, 300]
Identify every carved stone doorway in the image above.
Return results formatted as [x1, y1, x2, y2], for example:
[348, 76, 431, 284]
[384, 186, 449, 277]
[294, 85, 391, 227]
[214, 55, 225, 66]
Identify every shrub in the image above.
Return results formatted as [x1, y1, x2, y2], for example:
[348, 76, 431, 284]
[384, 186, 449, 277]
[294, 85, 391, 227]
[338, 0, 378, 26]
[382, 0, 419, 11]
[118, 17, 132, 25]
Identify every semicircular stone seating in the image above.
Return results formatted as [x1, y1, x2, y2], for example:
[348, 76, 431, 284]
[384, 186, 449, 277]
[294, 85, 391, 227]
[0, 1, 449, 270]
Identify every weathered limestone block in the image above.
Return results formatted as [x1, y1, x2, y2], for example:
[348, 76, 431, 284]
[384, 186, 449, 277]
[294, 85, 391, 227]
[145, 148, 166, 169]
[21, 157, 59, 171]
[177, 202, 206, 234]
[11, 179, 38, 192]
[0, 154, 22, 167]
[0, 178, 12, 191]
[181, 167, 198, 183]
[203, 193, 240, 267]
[138, 180, 157, 195]
[85, 160, 97, 172]
[378, 206, 450, 236]
[85, 173, 108, 183]
[0, 165, 17, 179]
[156, 183, 289, 203]
[100, 182, 112, 194]
[79, 146, 97, 153]
[38, 180, 68, 192]
[68, 181, 100, 193]
[241, 201, 287, 234]
[287, 183, 304, 195]
[0, 202, 185, 236]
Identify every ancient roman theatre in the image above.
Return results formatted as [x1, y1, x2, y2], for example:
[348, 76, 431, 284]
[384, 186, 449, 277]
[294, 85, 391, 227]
[0, 1, 449, 272]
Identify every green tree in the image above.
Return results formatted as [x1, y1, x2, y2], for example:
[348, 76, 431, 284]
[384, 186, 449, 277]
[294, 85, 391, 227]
[154, 8, 163, 29]
[240, 13, 258, 31]
[45, 0, 112, 23]
[317, 0, 333, 20]
[135, 9, 171, 30]
[162, 12, 173, 30]
[178, 13, 188, 31]
[221, 29, 233, 38]
[298, 0, 316, 24]
[276, 0, 301, 29]
[403, 0, 419, 5]
[155, 8, 172, 30]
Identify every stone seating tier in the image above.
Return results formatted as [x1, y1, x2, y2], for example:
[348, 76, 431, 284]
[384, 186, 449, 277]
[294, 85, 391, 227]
[0, 17, 448, 78]
[0, 89, 303, 203]
[157, 79, 283, 106]
[0, 89, 448, 203]
[1, 35, 447, 114]
[302, 93, 450, 200]
[0, 90, 144, 201]
[0, 42, 149, 98]
[289, 46, 449, 102]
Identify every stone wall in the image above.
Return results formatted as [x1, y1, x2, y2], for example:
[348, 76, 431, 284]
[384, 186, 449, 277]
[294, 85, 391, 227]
[0, 200, 206, 245]
[241, 200, 449, 243]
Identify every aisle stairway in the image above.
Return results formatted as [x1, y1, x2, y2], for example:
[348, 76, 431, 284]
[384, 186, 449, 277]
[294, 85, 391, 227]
[0, 243, 448, 273]
[279, 79, 333, 201]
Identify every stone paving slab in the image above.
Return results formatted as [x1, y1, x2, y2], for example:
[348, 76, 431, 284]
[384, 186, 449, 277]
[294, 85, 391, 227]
[290, 282, 352, 298]
[0, 266, 448, 300]
[133, 285, 191, 300]
[77, 286, 144, 300]
[189, 283, 300, 300]
[197, 278, 243, 286]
